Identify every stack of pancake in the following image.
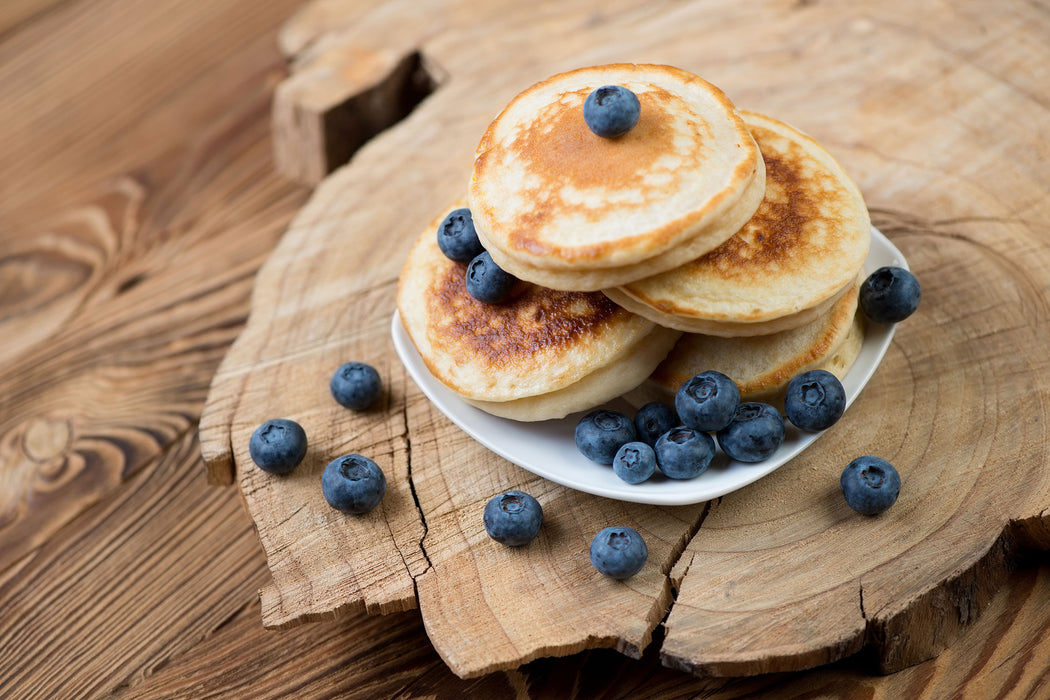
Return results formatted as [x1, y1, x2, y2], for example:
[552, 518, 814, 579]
[397, 218, 681, 421]
[397, 64, 871, 421]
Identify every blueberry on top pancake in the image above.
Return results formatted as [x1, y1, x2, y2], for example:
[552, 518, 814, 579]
[468, 64, 764, 289]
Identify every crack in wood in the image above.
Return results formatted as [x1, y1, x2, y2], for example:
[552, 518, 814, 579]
[401, 404, 433, 578]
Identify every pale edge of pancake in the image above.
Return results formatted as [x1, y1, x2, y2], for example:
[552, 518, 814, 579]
[464, 324, 681, 421]
[625, 287, 865, 412]
[396, 207, 681, 412]
[603, 274, 854, 337]
[468, 63, 764, 272]
[478, 149, 765, 292]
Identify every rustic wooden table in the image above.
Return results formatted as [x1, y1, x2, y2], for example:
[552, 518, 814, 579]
[4, 1, 1050, 697]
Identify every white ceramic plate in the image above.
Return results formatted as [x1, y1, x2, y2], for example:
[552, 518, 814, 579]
[391, 227, 905, 505]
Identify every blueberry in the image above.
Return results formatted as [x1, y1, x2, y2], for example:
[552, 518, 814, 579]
[330, 361, 382, 411]
[321, 454, 386, 514]
[860, 266, 921, 324]
[583, 85, 641, 138]
[483, 490, 543, 546]
[575, 409, 638, 464]
[676, 370, 741, 432]
[784, 369, 846, 431]
[841, 456, 901, 515]
[590, 526, 648, 579]
[634, 402, 677, 447]
[612, 442, 658, 484]
[248, 418, 307, 475]
[466, 251, 516, 304]
[654, 426, 716, 479]
[436, 207, 484, 262]
[716, 403, 785, 463]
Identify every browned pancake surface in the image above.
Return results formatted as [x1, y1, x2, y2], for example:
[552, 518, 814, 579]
[427, 262, 623, 368]
[397, 208, 661, 403]
[607, 111, 871, 333]
[691, 122, 854, 289]
[491, 87, 709, 260]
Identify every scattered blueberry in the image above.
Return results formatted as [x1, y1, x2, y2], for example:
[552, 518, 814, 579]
[676, 370, 741, 432]
[654, 426, 716, 479]
[841, 456, 901, 515]
[249, 418, 308, 475]
[436, 207, 485, 262]
[785, 369, 847, 431]
[634, 402, 677, 447]
[575, 409, 638, 464]
[483, 490, 543, 546]
[590, 526, 648, 579]
[613, 442, 658, 484]
[466, 251, 516, 304]
[716, 403, 785, 463]
[330, 361, 382, 411]
[321, 454, 387, 514]
[860, 266, 921, 324]
[583, 85, 641, 138]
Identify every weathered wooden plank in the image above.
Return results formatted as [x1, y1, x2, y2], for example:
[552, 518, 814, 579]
[0, 0, 310, 574]
[0, 431, 270, 698]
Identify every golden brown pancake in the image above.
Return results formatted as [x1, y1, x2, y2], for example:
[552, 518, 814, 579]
[468, 64, 764, 290]
[604, 111, 871, 335]
[397, 205, 681, 421]
[626, 278, 865, 411]
[478, 167, 765, 292]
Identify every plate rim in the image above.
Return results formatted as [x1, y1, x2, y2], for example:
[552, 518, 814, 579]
[391, 226, 904, 505]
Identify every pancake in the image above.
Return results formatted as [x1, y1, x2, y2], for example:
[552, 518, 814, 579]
[604, 110, 871, 335]
[463, 328, 680, 421]
[479, 165, 765, 292]
[468, 63, 764, 290]
[626, 278, 865, 411]
[397, 205, 681, 421]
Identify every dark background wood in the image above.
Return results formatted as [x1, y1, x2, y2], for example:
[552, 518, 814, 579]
[3, 1, 1050, 697]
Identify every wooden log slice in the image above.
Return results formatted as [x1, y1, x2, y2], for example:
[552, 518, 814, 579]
[198, 0, 1050, 680]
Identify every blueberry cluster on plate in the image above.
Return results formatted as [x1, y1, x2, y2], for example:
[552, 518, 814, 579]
[575, 366, 903, 516]
[576, 368, 803, 480]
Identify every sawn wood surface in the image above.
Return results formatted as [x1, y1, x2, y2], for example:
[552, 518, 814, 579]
[5, 0, 1050, 696]
[199, 0, 1050, 681]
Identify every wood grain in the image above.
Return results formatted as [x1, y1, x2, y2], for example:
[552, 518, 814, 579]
[5, 0, 1050, 696]
[197, 0, 1050, 682]
[408, 383, 708, 676]
[663, 218, 1050, 675]
[0, 0, 310, 577]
